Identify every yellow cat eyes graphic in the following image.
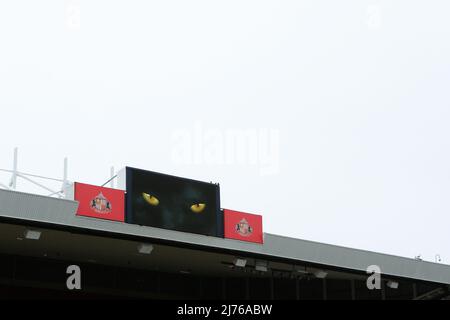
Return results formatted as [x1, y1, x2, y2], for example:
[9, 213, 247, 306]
[142, 193, 205, 213]
[190, 203, 206, 213]
[142, 193, 160, 206]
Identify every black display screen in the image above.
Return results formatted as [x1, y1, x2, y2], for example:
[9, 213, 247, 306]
[125, 167, 221, 237]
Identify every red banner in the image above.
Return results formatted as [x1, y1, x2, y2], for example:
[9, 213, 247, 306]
[223, 209, 263, 244]
[75, 182, 125, 222]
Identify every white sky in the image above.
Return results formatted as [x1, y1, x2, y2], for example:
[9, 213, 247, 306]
[1, 1, 449, 263]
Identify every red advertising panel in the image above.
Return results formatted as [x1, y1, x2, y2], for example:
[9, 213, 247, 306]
[223, 209, 263, 244]
[75, 182, 125, 222]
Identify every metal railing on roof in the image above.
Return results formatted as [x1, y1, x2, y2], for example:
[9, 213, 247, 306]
[0, 148, 70, 198]
[0, 148, 117, 198]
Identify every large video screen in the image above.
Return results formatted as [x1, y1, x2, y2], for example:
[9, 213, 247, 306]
[125, 167, 221, 237]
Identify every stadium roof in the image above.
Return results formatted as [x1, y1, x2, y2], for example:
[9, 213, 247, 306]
[0, 188, 449, 285]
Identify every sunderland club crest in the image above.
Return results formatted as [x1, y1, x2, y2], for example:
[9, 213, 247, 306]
[236, 218, 253, 237]
[90, 192, 112, 214]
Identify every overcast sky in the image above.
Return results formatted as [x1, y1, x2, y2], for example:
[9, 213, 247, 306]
[1, 0, 449, 264]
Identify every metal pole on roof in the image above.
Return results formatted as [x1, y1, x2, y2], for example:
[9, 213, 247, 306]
[63, 157, 68, 183]
[61, 157, 69, 197]
[9, 147, 18, 189]
[63, 157, 68, 187]
[110, 166, 115, 188]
